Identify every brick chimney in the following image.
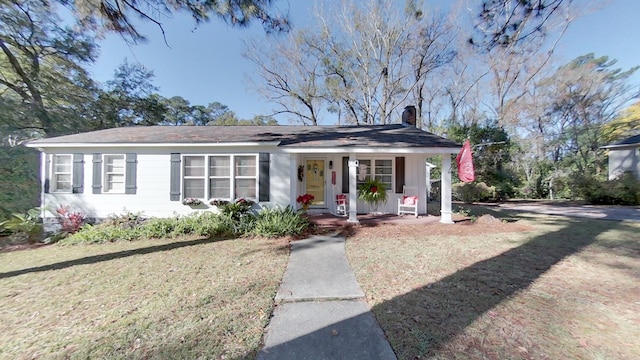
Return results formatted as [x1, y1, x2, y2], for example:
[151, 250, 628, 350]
[402, 105, 416, 127]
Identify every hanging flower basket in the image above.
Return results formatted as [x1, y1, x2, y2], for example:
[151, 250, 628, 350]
[357, 178, 387, 208]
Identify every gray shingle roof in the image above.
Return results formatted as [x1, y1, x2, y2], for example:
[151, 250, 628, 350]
[27, 125, 461, 149]
[613, 134, 640, 146]
[603, 134, 640, 148]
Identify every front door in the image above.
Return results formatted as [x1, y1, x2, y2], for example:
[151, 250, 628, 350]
[305, 159, 325, 206]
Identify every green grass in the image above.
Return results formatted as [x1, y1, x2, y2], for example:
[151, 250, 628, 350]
[347, 212, 640, 360]
[0, 235, 289, 359]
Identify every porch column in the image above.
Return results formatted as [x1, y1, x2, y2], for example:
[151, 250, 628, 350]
[347, 153, 359, 223]
[440, 154, 454, 224]
[290, 155, 298, 208]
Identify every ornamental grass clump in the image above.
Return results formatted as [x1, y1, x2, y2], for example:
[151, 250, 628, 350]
[252, 206, 310, 237]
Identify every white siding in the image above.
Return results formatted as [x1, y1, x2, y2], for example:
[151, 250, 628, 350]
[265, 152, 292, 208]
[608, 148, 639, 180]
[39, 146, 443, 222]
[41, 146, 292, 221]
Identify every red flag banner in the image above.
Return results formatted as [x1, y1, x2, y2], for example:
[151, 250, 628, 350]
[456, 139, 475, 183]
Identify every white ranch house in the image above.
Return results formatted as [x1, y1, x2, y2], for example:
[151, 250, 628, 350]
[26, 117, 461, 227]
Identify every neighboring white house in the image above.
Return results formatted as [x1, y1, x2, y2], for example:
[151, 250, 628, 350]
[602, 134, 640, 180]
[26, 116, 461, 227]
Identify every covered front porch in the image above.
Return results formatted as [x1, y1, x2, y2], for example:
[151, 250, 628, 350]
[286, 150, 457, 224]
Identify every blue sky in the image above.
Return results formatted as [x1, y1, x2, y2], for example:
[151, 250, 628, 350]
[89, 0, 640, 123]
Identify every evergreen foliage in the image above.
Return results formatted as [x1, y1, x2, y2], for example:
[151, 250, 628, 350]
[58, 207, 309, 245]
[0, 147, 40, 219]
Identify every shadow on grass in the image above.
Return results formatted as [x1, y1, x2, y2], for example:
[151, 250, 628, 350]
[0, 236, 228, 279]
[372, 217, 635, 359]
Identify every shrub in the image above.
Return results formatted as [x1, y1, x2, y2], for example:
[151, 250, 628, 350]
[58, 201, 311, 245]
[572, 172, 640, 205]
[253, 206, 310, 237]
[140, 217, 179, 239]
[103, 211, 146, 230]
[222, 212, 256, 236]
[452, 182, 496, 203]
[219, 198, 255, 221]
[1, 207, 43, 243]
[55, 205, 86, 234]
[60, 224, 143, 245]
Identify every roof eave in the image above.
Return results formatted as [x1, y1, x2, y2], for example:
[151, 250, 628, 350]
[25, 141, 282, 149]
[281, 146, 461, 154]
[600, 143, 640, 149]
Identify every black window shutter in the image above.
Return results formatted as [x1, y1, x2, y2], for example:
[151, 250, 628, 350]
[92, 153, 102, 194]
[170, 153, 181, 201]
[44, 154, 51, 194]
[341, 157, 349, 194]
[395, 157, 405, 193]
[125, 153, 137, 194]
[258, 153, 270, 202]
[72, 153, 84, 194]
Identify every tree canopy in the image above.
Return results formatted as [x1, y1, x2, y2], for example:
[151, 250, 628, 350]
[470, 0, 572, 50]
[68, 0, 290, 43]
[0, 0, 98, 137]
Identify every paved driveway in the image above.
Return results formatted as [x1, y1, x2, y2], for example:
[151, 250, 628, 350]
[497, 202, 640, 222]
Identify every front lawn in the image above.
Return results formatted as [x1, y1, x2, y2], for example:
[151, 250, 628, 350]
[0, 236, 288, 359]
[347, 213, 640, 359]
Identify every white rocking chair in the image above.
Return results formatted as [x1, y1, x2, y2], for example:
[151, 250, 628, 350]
[335, 194, 348, 216]
[397, 186, 419, 218]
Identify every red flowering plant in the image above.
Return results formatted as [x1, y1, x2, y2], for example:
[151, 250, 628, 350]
[56, 204, 86, 234]
[296, 193, 315, 207]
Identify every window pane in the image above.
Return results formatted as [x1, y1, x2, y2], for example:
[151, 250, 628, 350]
[235, 179, 256, 198]
[105, 155, 125, 172]
[54, 155, 71, 163]
[184, 179, 205, 198]
[235, 156, 256, 176]
[209, 178, 230, 198]
[375, 160, 392, 175]
[106, 174, 125, 192]
[106, 163, 124, 173]
[209, 156, 230, 176]
[107, 155, 125, 165]
[53, 155, 71, 164]
[54, 163, 72, 173]
[184, 156, 205, 177]
[357, 160, 371, 184]
[55, 174, 72, 191]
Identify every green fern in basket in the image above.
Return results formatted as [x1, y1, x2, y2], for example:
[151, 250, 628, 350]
[357, 178, 388, 207]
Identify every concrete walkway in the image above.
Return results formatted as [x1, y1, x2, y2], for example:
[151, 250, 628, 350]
[257, 235, 397, 360]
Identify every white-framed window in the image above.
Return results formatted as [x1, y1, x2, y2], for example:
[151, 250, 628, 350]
[234, 155, 257, 199]
[52, 154, 72, 192]
[374, 159, 393, 190]
[183, 156, 206, 198]
[209, 155, 230, 199]
[183, 154, 258, 200]
[357, 158, 393, 192]
[103, 154, 126, 193]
